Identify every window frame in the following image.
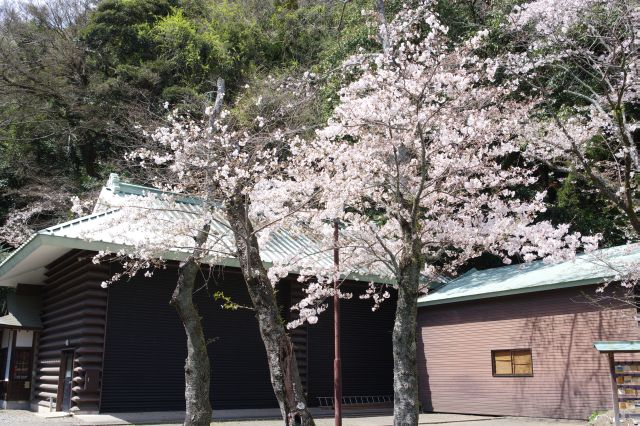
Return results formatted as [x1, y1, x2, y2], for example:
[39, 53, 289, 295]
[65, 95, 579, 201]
[491, 348, 533, 377]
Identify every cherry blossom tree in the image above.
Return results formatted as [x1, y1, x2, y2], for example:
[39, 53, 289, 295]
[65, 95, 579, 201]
[79, 3, 607, 425]
[502, 0, 640, 236]
[497, 0, 640, 292]
[92, 75, 322, 426]
[267, 2, 600, 424]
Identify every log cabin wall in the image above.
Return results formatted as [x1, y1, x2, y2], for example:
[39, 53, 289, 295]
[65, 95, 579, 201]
[34, 250, 110, 413]
[417, 286, 640, 420]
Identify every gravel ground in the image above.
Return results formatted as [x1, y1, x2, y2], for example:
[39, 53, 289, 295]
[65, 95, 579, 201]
[0, 410, 586, 426]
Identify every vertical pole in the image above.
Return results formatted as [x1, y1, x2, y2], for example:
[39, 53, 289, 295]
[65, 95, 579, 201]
[4, 330, 14, 380]
[333, 220, 342, 426]
[609, 352, 621, 426]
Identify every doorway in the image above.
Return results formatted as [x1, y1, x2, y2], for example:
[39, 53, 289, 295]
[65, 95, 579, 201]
[10, 348, 32, 401]
[56, 350, 74, 411]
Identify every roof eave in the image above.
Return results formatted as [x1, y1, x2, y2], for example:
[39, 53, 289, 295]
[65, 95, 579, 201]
[0, 233, 393, 287]
[0, 324, 43, 331]
[417, 276, 610, 307]
[0, 234, 43, 285]
[594, 340, 640, 353]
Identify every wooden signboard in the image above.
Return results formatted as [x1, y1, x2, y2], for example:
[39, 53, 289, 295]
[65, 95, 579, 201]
[613, 360, 640, 422]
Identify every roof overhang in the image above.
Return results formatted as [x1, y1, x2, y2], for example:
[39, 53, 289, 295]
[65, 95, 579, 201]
[0, 175, 395, 287]
[0, 234, 133, 287]
[0, 233, 395, 288]
[594, 341, 640, 353]
[417, 276, 609, 307]
[0, 293, 42, 330]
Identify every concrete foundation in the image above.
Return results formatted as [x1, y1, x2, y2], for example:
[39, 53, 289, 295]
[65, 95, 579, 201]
[1, 400, 30, 410]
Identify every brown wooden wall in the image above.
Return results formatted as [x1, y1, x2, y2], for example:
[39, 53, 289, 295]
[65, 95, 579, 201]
[418, 286, 640, 420]
[34, 250, 109, 413]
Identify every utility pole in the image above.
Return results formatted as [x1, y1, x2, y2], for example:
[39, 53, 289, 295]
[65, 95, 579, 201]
[333, 219, 342, 426]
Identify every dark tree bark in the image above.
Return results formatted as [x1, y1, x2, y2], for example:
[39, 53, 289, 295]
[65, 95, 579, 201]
[170, 223, 213, 426]
[165, 77, 225, 426]
[392, 243, 421, 426]
[225, 195, 314, 426]
[392, 265, 419, 426]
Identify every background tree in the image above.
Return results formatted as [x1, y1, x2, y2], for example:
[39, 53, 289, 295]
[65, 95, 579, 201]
[0, 0, 106, 246]
[492, 0, 640, 287]
[0, 0, 382, 249]
[503, 0, 640, 234]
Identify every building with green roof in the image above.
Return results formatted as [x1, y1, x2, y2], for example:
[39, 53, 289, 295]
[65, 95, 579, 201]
[0, 175, 396, 414]
[417, 248, 640, 420]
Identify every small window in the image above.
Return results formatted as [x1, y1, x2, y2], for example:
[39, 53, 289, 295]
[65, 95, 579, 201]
[492, 349, 533, 377]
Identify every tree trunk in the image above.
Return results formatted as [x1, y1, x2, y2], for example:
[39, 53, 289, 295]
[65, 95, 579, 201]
[392, 236, 422, 426]
[170, 224, 212, 426]
[225, 195, 314, 426]
[80, 140, 98, 178]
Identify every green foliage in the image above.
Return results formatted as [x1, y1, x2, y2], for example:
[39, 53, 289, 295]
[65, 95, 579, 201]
[546, 172, 627, 246]
[308, 0, 390, 119]
[204, 1, 267, 84]
[587, 410, 607, 424]
[212, 291, 247, 310]
[1, 0, 382, 242]
[82, 0, 176, 66]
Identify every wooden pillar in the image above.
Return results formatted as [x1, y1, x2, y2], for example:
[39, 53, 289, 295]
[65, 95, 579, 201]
[30, 331, 39, 404]
[609, 352, 621, 426]
[1, 329, 13, 404]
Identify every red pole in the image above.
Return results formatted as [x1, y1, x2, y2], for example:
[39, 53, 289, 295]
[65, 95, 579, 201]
[333, 220, 342, 426]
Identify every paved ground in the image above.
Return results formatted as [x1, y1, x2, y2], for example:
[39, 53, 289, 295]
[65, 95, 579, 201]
[0, 409, 586, 425]
[0, 410, 79, 425]
[202, 415, 585, 426]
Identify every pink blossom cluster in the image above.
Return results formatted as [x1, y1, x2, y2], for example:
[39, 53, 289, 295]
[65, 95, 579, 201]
[266, 1, 602, 325]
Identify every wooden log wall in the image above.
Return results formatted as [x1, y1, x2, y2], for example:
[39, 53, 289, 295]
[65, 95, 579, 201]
[34, 250, 109, 413]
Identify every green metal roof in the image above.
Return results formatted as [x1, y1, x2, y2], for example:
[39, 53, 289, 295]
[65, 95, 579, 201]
[594, 341, 640, 353]
[0, 174, 393, 287]
[418, 244, 640, 307]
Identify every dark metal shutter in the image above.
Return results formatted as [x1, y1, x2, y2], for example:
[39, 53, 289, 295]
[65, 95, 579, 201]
[100, 267, 277, 412]
[306, 283, 395, 405]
